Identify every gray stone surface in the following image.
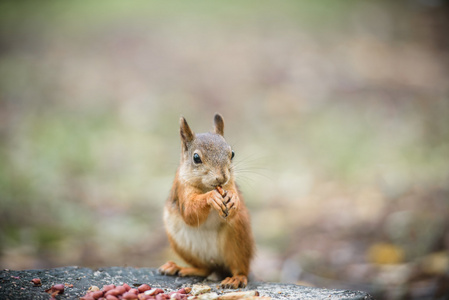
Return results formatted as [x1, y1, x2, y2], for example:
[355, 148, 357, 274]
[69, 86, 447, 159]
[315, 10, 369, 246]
[0, 266, 374, 300]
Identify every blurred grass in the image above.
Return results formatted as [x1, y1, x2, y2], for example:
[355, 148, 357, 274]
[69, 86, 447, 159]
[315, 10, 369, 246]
[1, 1, 449, 299]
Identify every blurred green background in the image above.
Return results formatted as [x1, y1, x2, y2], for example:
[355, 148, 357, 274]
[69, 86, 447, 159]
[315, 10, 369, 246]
[1, 1, 448, 299]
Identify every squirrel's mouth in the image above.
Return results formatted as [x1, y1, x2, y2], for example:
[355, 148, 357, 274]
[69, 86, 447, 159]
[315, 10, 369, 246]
[210, 184, 219, 190]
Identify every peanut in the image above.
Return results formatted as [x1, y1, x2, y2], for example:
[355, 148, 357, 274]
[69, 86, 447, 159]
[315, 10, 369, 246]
[91, 290, 104, 299]
[123, 291, 139, 299]
[102, 284, 116, 292]
[216, 186, 225, 196]
[138, 284, 152, 293]
[31, 278, 42, 286]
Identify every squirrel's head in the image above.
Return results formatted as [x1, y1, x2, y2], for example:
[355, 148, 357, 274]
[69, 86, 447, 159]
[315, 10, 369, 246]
[178, 114, 235, 191]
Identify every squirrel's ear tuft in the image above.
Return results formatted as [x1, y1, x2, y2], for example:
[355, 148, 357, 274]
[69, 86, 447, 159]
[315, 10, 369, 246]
[214, 113, 224, 136]
[180, 116, 194, 151]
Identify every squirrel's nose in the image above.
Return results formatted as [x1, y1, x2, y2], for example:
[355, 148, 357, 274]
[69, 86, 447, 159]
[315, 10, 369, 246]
[215, 170, 229, 186]
[215, 176, 226, 185]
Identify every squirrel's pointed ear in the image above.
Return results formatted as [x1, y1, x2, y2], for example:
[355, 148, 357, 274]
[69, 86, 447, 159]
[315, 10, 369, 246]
[180, 116, 194, 151]
[214, 113, 224, 136]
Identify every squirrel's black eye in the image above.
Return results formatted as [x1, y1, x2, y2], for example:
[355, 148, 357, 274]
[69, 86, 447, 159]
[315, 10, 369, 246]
[193, 153, 202, 164]
[231, 150, 235, 160]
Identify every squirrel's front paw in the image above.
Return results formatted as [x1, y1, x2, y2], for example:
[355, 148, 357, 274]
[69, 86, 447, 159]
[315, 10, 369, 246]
[207, 190, 229, 219]
[222, 190, 239, 218]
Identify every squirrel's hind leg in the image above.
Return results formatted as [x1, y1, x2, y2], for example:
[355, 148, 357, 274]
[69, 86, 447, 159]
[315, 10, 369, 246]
[158, 261, 211, 278]
[158, 261, 181, 276]
[220, 275, 248, 289]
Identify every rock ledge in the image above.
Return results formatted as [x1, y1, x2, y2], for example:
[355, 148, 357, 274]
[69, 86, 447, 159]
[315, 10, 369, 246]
[0, 267, 374, 300]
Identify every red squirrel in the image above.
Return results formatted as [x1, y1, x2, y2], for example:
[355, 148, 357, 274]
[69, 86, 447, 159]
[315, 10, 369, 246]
[159, 114, 255, 289]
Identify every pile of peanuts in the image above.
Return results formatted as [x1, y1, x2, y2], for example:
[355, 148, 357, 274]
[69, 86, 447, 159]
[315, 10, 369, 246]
[32, 279, 269, 300]
[80, 284, 190, 300]
[79, 284, 269, 300]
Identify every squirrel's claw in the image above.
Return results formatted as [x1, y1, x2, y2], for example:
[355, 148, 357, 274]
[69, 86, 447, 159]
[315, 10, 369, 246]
[222, 190, 239, 218]
[220, 275, 248, 289]
[207, 190, 229, 219]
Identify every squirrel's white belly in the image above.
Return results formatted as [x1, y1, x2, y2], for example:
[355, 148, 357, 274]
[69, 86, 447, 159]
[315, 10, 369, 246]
[164, 208, 226, 266]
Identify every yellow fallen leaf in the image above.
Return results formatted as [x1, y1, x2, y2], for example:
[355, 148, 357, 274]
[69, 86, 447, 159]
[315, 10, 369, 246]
[367, 242, 405, 265]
